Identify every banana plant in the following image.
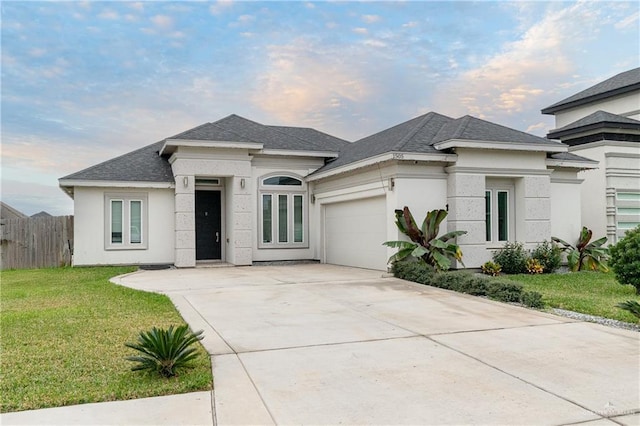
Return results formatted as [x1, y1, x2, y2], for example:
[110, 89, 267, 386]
[552, 227, 609, 272]
[383, 207, 467, 271]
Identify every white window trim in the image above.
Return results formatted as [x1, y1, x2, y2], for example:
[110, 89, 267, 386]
[104, 193, 148, 250]
[258, 174, 308, 249]
[485, 183, 515, 246]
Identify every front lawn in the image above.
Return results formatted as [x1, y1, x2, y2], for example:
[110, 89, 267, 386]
[512, 271, 640, 324]
[0, 267, 212, 413]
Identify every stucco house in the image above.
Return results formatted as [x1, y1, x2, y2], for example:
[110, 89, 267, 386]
[542, 67, 640, 244]
[59, 112, 594, 271]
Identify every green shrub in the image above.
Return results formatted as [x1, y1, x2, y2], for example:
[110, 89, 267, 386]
[125, 325, 204, 378]
[493, 242, 529, 274]
[391, 261, 434, 285]
[531, 241, 562, 273]
[391, 260, 544, 308]
[520, 291, 545, 309]
[430, 271, 489, 296]
[486, 279, 523, 302]
[609, 226, 640, 293]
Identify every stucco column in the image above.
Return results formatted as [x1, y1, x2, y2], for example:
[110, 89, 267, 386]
[230, 175, 252, 266]
[174, 174, 195, 267]
[446, 171, 486, 268]
[516, 175, 551, 249]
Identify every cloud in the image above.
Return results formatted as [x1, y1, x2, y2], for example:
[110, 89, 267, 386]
[251, 38, 371, 129]
[210, 0, 234, 16]
[352, 27, 367, 35]
[615, 11, 639, 29]
[28, 48, 47, 57]
[98, 9, 119, 20]
[431, 2, 607, 122]
[402, 21, 418, 28]
[128, 2, 144, 12]
[362, 15, 381, 24]
[151, 15, 173, 30]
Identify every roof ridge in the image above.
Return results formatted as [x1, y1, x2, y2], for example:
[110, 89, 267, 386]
[453, 115, 473, 139]
[394, 112, 437, 151]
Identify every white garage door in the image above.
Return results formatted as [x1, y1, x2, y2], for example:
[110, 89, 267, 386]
[324, 197, 388, 270]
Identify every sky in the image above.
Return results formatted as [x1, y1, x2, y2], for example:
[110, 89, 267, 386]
[1, 1, 639, 216]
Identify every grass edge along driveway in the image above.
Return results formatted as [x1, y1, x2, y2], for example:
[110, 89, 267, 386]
[1, 267, 212, 413]
[512, 271, 639, 324]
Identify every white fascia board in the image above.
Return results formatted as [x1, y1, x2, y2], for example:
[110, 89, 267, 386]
[58, 180, 175, 189]
[545, 159, 599, 169]
[259, 149, 339, 158]
[306, 151, 457, 182]
[160, 139, 264, 155]
[434, 138, 567, 153]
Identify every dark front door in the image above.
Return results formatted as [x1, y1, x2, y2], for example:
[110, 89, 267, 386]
[195, 191, 222, 260]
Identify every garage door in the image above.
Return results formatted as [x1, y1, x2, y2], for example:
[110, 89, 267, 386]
[324, 197, 388, 270]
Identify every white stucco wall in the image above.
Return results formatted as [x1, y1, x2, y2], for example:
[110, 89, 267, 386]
[446, 149, 552, 268]
[570, 141, 640, 244]
[72, 186, 175, 266]
[549, 169, 583, 243]
[553, 91, 640, 128]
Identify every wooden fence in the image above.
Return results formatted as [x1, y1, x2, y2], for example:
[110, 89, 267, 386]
[0, 216, 73, 270]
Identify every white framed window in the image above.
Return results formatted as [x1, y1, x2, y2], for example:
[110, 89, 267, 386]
[105, 193, 148, 250]
[485, 182, 514, 244]
[259, 174, 307, 248]
[616, 191, 640, 239]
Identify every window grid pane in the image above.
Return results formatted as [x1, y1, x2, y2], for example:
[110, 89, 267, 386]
[111, 200, 123, 244]
[262, 194, 272, 243]
[264, 176, 302, 186]
[278, 194, 288, 243]
[485, 191, 491, 241]
[497, 191, 508, 241]
[293, 195, 303, 243]
[130, 201, 142, 244]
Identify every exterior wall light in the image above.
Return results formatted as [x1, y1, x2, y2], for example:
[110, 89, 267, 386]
[183, 176, 188, 188]
[240, 178, 246, 188]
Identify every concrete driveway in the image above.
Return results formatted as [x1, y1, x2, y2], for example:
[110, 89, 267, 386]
[116, 264, 639, 425]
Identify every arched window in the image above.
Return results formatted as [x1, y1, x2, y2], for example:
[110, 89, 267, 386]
[259, 174, 307, 248]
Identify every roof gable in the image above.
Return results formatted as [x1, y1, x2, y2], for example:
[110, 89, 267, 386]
[315, 112, 565, 174]
[542, 68, 640, 114]
[59, 141, 174, 183]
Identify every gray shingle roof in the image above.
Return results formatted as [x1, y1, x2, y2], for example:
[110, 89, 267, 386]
[59, 115, 350, 184]
[547, 110, 640, 139]
[548, 151, 597, 164]
[59, 141, 174, 183]
[433, 115, 562, 146]
[315, 112, 563, 173]
[170, 114, 349, 152]
[542, 68, 640, 114]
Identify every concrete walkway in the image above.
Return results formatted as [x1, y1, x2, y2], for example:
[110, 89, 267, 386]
[3, 264, 639, 425]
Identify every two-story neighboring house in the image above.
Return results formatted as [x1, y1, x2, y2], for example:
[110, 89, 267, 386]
[542, 67, 640, 243]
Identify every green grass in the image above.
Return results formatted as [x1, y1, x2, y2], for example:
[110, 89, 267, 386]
[1, 267, 212, 413]
[511, 271, 640, 324]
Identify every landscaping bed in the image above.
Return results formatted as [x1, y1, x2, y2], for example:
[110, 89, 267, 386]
[0, 267, 212, 413]
[392, 262, 640, 327]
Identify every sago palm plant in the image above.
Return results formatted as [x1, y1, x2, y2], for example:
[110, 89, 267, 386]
[125, 325, 204, 378]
